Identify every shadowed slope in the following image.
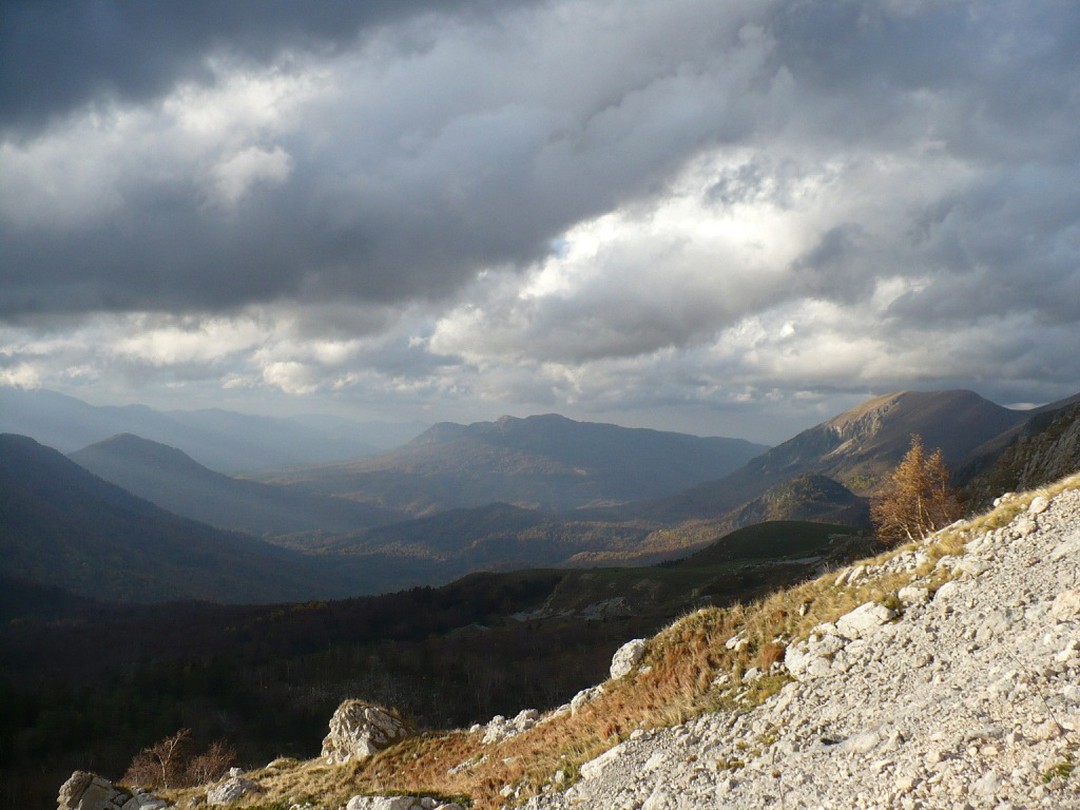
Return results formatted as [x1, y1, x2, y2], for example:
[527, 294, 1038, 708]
[0, 434, 360, 603]
[70, 433, 402, 538]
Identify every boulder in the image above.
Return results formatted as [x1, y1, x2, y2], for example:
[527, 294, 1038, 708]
[322, 700, 412, 764]
[610, 638, 647, 679]
[482, 708, 540, 744]
[206, 774, 262, 805]
[346, 797, 462, 810]
[897, 585, 929, 606]
[570, 685, 604, 715]
[835, 602, 897, 639]
[1051, 589, 1080, 622]
[57, 772, 169, 810]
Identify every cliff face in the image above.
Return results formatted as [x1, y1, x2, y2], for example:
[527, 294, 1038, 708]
[962, 403, 1080, 510]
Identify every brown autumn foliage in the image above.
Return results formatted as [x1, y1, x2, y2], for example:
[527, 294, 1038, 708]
[871, 434, 962, 544]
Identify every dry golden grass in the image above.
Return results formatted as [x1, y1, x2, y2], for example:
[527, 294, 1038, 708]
[161, 470, 1080, 810]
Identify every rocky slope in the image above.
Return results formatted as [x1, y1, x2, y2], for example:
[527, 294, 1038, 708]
[525, 485, 1080, 809]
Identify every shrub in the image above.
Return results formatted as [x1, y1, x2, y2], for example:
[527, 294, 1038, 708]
[122, 729, 236, 790]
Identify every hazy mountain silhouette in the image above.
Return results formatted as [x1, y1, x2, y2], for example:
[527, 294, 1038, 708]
[0, 387, 422, 472]
[70, 433, 403, 538]
[0, 434, 363, 603]
[254, 413, 768, 514]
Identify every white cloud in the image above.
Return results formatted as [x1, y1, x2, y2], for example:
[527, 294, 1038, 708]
[1, 1, 1079, 439]
[208, 145, 293, 209]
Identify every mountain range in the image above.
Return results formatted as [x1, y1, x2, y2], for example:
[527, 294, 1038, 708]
[250, 413, 769, 514]
[633, 389, 1053, 523]
[4, 386, 1080, 605]
[0, 387, 425, 472]
[69, 433, 402, 538]
[0, 434, 364, 603]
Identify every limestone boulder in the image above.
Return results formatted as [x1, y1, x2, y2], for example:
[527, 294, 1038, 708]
[206, 773, 262, 805]
[570, 684, 604, 715]
[481, 708, 540, 744]
[57, 772, 169, 810]
[609, 638, 647, 679]
[322, 700, 412, 764]
[1051, 588, 1080, 622]
[346, 796, 462, 810]
[835, 601, 897, 639]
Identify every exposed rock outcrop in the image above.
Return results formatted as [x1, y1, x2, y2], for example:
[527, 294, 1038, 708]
[346, 795, 463, 810]
[57, 772, 168, 810]
[479, 709, 540, 744]
[322, 700, 413, 764]
[609, 638, 647, 679]
[205, 769, 262, 805]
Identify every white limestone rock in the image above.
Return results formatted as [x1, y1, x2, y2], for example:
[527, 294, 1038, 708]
[835, 602, 898, 639]
[897, 585, 930, 606]
[482, 708, 540, 744]
[346, 797, 461, 810]
[57, 773, 169, 810]
[610, 638, 648, 679]
[579, 743, 626, 780]
[58, 773, 132, 810]
[933, 581, 961, 603]
[570, 685, 604, 715]
[206, 775, 262, 805]
[1028, 495, 1050, 515]
[1050, 589, 1080, 622]
[321, 700, 412, 764]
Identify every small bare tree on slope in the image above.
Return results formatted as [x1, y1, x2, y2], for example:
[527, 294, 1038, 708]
[872, 434, 962, 544]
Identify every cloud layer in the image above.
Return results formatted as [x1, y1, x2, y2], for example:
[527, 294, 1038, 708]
[2, 0, 1079, 440]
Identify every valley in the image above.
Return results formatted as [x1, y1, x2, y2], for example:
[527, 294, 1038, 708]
[2, 386, 1080, 809]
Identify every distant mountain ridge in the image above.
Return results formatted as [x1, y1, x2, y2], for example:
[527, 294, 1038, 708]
[70, 433, 402, 538]
[0, 387, 424, 472]
[0, 434, 363, 603]
[255, 413, 769, 514]
[7, 388, 1078, 609]
[637, 390, 1031, 522]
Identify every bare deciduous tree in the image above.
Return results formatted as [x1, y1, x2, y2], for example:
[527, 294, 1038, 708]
[122, 729, 235, 789]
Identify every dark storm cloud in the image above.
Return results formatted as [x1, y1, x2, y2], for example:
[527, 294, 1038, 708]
[0, 0, 523, 133]
[887, 164, 1080, 326]
[3, 0, 1080, 432]
[1, 0, 783, 317]
[0, 160, 549, 317]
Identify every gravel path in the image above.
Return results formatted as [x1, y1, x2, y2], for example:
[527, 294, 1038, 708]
[523, 489, 1080, 809]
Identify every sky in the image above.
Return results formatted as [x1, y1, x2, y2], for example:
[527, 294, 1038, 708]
[2, 0, 1080, 444]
